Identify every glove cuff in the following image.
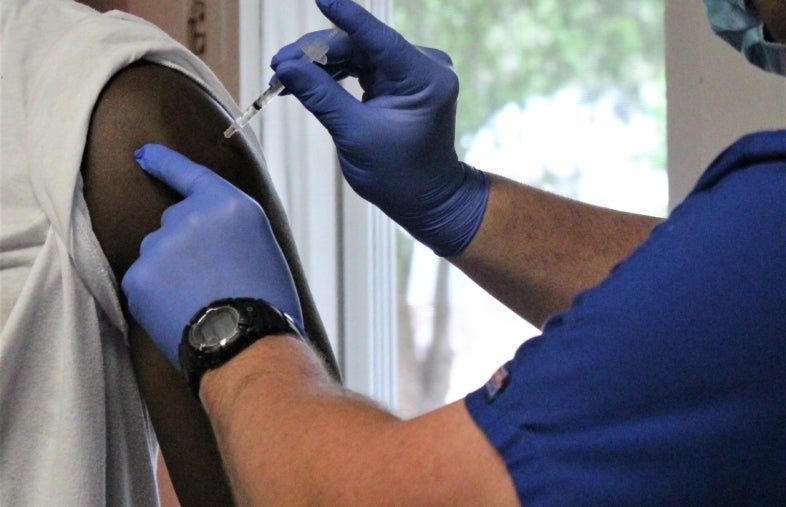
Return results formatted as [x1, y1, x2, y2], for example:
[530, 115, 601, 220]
[408, 163, 490, 257]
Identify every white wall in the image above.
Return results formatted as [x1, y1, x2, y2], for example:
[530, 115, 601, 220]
[666, 0, 786, 209]
[126, 0, 240, 99]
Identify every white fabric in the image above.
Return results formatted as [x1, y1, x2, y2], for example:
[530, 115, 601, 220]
[0, 1, 248, 504]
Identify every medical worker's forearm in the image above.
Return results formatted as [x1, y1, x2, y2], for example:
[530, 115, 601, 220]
[451, 173, 661, 327]
[199, 336, 518, 506]
[199, 336, 367, 506]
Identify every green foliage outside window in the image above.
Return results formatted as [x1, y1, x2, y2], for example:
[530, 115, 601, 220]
[393, 0, 665, 156]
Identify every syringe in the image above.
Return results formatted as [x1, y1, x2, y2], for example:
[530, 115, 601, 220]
[224, 28, 343, 139]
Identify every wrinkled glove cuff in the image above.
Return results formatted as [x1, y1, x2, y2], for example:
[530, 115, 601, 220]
[409, 163, 490, 257]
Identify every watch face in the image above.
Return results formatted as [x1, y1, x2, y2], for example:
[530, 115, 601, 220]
[189, 305, 240, 351]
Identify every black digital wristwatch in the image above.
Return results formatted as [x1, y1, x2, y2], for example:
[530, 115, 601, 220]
[179, 297, 305, 396]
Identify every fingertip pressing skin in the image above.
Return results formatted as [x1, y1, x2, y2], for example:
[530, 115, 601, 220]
[134, 143, 216, 197]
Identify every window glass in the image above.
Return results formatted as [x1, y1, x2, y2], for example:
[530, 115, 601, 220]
[393, 0, 667, 418]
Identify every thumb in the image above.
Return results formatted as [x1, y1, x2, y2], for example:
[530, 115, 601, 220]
[315, 0, 394, 58]
[274, 58, 362, 133]
[315, 0, 418, 76]
[134, 144, 217, 197]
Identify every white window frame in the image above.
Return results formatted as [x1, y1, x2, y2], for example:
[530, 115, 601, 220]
[239, 0, 397, 410]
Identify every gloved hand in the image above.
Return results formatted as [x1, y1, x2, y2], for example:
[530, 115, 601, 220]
[272, 0, 489, 257]
[121, 144, 303, 368]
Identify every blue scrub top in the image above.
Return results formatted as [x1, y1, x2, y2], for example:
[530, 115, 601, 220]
[466, 130, 786, 505]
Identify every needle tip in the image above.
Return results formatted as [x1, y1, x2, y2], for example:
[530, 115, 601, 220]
[223, 123, 238, 139]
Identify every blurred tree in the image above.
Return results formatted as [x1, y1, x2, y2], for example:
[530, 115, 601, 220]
[392, 0, 665, 416]
[394, 0, 665, 153]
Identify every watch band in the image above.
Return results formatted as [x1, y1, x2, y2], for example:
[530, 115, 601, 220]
[179, 297, 305, 396]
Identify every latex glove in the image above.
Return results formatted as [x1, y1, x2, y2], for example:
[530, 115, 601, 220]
[272, 0, 489, 257]
[121, 144, 303, 368]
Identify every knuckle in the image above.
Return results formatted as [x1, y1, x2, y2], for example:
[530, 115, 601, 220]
[442, 68, 459, 97]
[230, 193, 265, 220]
[419, 46, 454, 67]
[182, 207, 204, 229]
[122, 262, 151, 296]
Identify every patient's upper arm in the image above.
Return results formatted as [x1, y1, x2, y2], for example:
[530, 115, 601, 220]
[82, 61, 337, 375]
[83, 62, 285, 280]
[81, 61, 335, 506]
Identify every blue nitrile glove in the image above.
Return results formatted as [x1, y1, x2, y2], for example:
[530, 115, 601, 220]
[272, 0, 489, 257]
[121, 144, 303, 368]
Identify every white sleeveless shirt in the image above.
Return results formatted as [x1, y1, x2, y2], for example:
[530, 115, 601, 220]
[0, 1, 247, 503]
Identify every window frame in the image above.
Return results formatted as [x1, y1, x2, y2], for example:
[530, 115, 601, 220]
[240, 0, 398, 409]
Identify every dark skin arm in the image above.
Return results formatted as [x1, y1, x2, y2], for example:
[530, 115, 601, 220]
[81, 61, 339, 506]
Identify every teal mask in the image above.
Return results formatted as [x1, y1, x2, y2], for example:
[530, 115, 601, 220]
[704, 0, 786, 76]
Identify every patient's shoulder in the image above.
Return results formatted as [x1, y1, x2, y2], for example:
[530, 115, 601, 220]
[82, 61, 270, 280]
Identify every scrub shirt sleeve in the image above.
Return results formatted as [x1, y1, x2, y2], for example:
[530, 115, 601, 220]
[466, 130, 786, 506]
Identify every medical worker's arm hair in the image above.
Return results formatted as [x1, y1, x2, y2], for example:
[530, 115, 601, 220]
[451, 173, 660, 328]
[81, 61, 338, 506]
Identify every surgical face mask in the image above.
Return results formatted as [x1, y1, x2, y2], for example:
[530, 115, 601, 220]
[704, 0, 786, 76]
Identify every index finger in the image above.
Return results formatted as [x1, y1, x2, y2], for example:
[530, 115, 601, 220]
[134, 144, 216, 197]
